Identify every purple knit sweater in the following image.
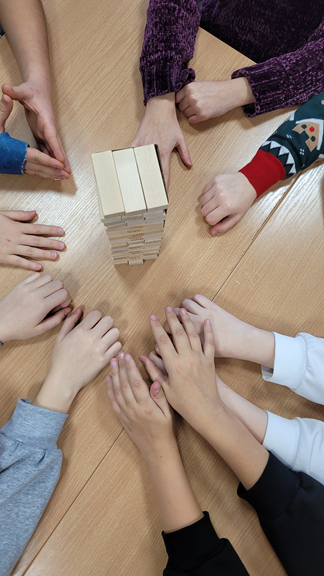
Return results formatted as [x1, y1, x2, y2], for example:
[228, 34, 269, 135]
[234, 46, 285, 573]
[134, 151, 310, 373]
[140, 0, 324, 117]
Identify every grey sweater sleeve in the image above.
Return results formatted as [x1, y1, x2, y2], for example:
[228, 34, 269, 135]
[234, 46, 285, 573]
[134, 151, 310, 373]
[0, 399, 67, 576]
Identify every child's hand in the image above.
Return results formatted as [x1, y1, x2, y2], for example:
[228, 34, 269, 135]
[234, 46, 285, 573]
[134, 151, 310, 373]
[0, 272, 71, 342]
[200, 173, 257, 234]
[175, 78, 255, 124]
[142, 307, 219, 431]
[0, 210, 66, 271]
[107, 353, 175, 461]
[34, 309, 122, 413]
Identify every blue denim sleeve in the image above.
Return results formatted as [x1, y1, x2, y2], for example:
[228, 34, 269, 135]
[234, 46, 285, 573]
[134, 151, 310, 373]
[0, 132, 29, 174]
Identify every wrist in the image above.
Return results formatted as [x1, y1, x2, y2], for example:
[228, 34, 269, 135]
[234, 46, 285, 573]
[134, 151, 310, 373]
[231, 77, 255, 107]
[142, 436, 180, 467]
[146, 93, 176, 116]
[33, 374, 77, 414]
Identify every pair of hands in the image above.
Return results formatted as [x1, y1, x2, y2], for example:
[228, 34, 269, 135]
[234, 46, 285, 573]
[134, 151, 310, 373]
[108, 306, 219, 458]
[132, 78, 256, 233]
[0, 272, 122, 413]
[1, 81, 70, 179]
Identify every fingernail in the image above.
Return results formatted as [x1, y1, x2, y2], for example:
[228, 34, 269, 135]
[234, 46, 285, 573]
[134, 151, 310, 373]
[110, 359, 118, 367]
[106, 375, 112, 383]
[150, 314, 157, 321]
[180, 308, 187, 316]
[118, 352, 125, 359]
[211, 230, 217, 236]
[72, 308, 79, 315]
[58, 242, 65, 249]
[34, 263, 42, 270]
[51, 251, 58, 259]
[152, 382, 161, 394]
[205, 318, 211, 325]
[64, 308, 71, 316]
[57, 228, 64, 235]
[165, 306, 173, 312]
[125, 354, 131, 362]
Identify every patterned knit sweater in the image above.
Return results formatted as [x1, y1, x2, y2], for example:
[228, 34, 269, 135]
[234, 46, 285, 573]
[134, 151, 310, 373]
[140, 0, 324, 117]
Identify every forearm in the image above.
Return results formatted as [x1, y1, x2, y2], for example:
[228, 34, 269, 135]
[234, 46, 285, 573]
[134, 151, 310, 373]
[194, 401, 269, 491]
[0, 0, 51, 88]
[224, 320, 275, 368]
[33, 374, 76, 414]
[144, 442, 203, 533]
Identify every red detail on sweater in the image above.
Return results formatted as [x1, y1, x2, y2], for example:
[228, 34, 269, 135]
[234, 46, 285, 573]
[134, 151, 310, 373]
[239, 149, 287, 197]
[309, 126, 315, 132]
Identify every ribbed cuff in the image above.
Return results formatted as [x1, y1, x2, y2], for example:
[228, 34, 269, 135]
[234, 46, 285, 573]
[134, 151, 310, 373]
[0, 132, 28, 174]
[140, 63, 195, 105]
[0, 399, 68, 449]
[263, 411, 300, 470]
[232, 59, 290, 118]
[239, 149, 286, 197]
[238, 452, 300, 523]
[262, 332, 306, 391]
[162, 512, 223, 571]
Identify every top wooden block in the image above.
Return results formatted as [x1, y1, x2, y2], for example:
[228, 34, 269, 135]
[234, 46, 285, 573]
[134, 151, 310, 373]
[91, 150, 125, 218]
[134, 144, 168, 212]
[113, 149, 146, 215]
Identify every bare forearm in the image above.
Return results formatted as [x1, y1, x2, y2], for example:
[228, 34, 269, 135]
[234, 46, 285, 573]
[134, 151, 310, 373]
[195, 402, 269, 491]
[0, 0, 51, 87]
[145, 444, 203, 533]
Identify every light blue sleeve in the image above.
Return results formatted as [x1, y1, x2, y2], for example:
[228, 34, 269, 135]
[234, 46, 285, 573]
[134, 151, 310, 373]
[0, 399, 67, 576]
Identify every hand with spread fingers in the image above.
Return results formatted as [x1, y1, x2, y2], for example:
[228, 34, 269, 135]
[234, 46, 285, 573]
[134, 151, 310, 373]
[0, 210, 66, 271]
[140, 306, 219, 431]
[0, 272, 72, 343]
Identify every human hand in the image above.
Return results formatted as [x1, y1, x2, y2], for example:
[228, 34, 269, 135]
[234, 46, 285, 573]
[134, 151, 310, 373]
[141, 307, 219, 431]
[0, 92, 68, 179]
[107, 352, 175, 461]
[0, 210, 66, 271]
[175, 78, 255, 124]
[34, 309, 122, 413]
[0, 272, 71, 342]
[131, 93, 192, 189]
[200, 172, 257, 234]
[2, 82, 70, 176]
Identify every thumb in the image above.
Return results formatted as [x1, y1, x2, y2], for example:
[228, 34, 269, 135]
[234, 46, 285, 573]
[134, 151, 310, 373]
[56, 307, 83, 342]
[150, 380, 170, 414]
[176, 134, 192, 168]
[2, 83, 31, 103]
[0, 94, 13, 132]
[0, 209, 36, 222]
[210, 213, 242, 235]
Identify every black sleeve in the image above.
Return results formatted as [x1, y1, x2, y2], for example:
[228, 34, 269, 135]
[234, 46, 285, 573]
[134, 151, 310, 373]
[162, 511, 249, 575]
[238, 452, 324, 576]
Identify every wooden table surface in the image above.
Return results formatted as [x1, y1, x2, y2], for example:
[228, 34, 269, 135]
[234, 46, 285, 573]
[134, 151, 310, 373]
[0, 0, 323, 574]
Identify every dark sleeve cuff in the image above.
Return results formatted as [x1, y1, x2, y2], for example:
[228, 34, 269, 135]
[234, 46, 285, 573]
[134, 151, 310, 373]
[238, 452, 300, 523]
[0, 132, 28, 174]
[162, 512, 223, 571]
[239, 149, 287, 197]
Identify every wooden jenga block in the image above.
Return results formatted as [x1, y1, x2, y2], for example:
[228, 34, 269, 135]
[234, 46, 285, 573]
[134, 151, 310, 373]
[134, 144, 168, 211]
[113, 149, 146, 215]
[91, 151, 125, 218]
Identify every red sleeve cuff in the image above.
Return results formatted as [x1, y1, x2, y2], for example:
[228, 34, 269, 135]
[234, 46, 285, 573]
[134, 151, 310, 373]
[239, 149, 286, 197]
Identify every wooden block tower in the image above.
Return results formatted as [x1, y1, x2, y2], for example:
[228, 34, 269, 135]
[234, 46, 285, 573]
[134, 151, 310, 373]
[91, 145, 168, 265]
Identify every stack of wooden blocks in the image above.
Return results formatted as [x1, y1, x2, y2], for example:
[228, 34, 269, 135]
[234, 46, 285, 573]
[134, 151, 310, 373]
[91, 144, 168, 265]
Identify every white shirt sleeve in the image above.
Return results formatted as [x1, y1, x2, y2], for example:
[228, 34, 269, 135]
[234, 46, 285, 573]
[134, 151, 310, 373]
[261, 332, 324, 404]
[263, 411, 324, 485]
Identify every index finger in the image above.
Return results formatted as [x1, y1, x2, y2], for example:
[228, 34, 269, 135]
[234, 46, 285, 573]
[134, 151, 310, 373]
[175, 88, 185, 104]
[164, 306, 192, 354]
[149, 314, 177, 361]
[26, 147, 65, 170]
[21, 223, 65, 237]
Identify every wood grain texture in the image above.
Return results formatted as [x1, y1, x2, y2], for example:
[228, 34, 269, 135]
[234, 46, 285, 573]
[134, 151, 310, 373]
[0, 0, 316, 574]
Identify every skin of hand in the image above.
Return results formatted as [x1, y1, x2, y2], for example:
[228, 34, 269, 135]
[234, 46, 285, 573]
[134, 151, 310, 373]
[140, 307, 219, 431]
[0, 210, 66, 271]
[144, 307, 269, 490]
[0, 93, 69, 179]
[175, 78, 255, 124]
[107, 352, 177, 461]
[33, 308, 122, 413]
[200, 172, 257, 234]
[173, 294, 275, 368]
[0, 272, 71, 342]
[131, 93, 192, 189]
[107, 352, 204, 532]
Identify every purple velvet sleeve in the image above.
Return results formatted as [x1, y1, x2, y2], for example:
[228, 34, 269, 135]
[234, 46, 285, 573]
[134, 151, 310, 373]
[140, 0, 201, 104]
[232, 20, 324, 117]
